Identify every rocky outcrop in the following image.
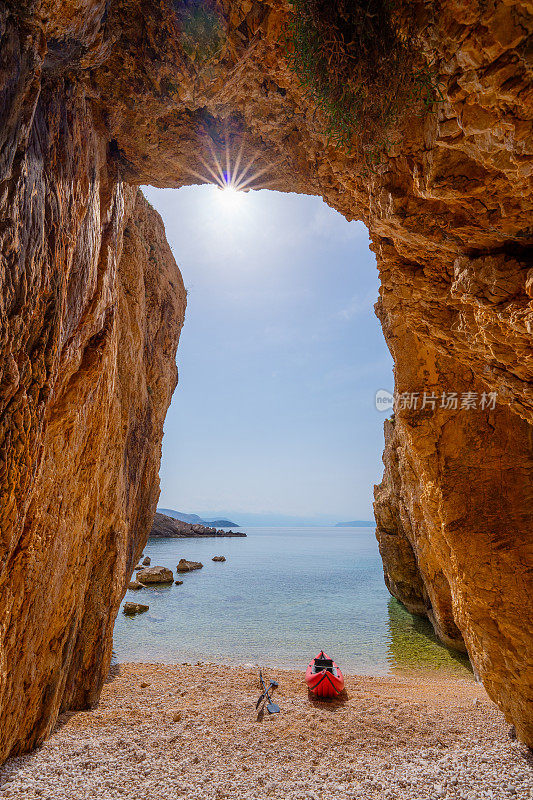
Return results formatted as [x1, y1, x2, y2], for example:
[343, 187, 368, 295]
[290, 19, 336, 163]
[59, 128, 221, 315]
[123, 602, 149, 615]
[176, 559, 203, 573]
[0, 0, 531, 756]
[150, 512, 246, 538]
[136, 566, 174, 584]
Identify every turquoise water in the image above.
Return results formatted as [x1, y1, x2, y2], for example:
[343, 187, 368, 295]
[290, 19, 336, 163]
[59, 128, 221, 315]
[113, 527, 472, 677]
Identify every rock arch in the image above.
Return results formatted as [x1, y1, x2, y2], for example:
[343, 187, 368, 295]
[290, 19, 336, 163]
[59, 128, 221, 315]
[0, 0, 531, 758]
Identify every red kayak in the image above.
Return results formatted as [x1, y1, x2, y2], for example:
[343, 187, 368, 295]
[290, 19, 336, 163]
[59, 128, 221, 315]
[305, 651, 345, 698]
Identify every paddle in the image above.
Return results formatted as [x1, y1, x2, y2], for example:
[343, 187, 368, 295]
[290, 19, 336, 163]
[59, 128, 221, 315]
[257, 670, 280, 714]
[255, 680, 278, 709]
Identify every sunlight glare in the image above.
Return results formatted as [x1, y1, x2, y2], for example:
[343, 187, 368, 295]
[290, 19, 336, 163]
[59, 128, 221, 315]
[217, 183, 244, 209]
[182, 131, 277, 210]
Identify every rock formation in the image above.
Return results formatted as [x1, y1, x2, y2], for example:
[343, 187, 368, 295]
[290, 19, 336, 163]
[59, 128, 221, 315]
[123, 602, 149, 615]
[136, 566, 174, 584]
[0, 4, 186, 759]
[0, 0, 531, 758]
[176, 559, 204, 573]
[151, 511, 246, 537]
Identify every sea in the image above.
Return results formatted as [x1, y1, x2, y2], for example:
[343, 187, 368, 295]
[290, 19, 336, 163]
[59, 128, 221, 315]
[113, 526, 472, 678]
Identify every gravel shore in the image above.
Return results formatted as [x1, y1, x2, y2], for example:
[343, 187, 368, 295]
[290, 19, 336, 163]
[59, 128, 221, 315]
[1, 663, 531, 800]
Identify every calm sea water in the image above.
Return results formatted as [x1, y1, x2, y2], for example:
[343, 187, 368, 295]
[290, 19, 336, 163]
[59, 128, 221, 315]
[113, 527, 472, 677]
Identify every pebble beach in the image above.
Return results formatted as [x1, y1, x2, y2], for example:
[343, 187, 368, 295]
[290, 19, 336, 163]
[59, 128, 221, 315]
[1, 662, 531, 800]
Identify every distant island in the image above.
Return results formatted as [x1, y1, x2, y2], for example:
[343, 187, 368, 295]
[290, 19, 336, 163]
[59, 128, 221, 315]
[158, 508, 239, 527]
[335, 520, 375, 527]
[151, 512, 246, 538]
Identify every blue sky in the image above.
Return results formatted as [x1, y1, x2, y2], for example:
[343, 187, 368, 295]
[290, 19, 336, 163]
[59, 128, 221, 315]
[143, 185, 393, 523]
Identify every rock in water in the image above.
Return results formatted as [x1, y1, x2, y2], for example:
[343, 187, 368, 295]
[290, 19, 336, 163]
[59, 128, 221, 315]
[136, 566, 174, 584]
[212, 556, 226, 562]
[123, 602, 149, 615]
[176, 559, 203, 572]
[175, 580, 183, 585]
[142, 556, 151, 566]
[128, 581, 143, 590]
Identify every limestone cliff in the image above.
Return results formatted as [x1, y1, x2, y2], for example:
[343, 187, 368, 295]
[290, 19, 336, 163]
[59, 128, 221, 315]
[0, 15, 186, 756]
[0, 0, 531, 756]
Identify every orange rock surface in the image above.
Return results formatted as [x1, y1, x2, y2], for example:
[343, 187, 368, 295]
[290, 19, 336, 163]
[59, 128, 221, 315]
[0, 0, 531, 759]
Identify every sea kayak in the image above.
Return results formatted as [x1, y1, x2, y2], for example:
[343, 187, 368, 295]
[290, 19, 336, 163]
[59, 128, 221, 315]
[305, 651, 345, 698]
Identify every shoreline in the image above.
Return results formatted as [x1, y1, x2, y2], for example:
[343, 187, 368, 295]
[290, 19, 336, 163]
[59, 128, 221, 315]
[149, 513, 246, 539]
[111, 655, 476, 683]
[1, 662, 530, 800]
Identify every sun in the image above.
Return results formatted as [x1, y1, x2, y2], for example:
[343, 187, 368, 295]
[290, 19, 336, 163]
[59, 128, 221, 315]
[182, 133, 274, 205]
[216, 183, 244, 209]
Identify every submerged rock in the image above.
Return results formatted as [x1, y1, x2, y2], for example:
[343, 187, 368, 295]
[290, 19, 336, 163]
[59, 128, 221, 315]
[123, 602, 149, 615]
[212, 556, 226, 562]
[128, 581, 144, 590]
[174, 580, 183, 585]
[176, 559, 203, 573]
[136, 566, 174, 584]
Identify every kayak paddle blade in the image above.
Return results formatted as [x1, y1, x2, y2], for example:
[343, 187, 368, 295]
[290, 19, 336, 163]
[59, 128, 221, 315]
[255, 692, 265, 709]
[266, 700, 280, 714]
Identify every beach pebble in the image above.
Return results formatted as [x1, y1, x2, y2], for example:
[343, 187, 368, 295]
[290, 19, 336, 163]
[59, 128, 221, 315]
[1, 664, 531, 800]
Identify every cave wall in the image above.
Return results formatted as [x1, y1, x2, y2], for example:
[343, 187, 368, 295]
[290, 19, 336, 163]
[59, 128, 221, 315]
[0, 0, 531, 757]
[374, 312, 533, 743]
[0, 9, 186, 759]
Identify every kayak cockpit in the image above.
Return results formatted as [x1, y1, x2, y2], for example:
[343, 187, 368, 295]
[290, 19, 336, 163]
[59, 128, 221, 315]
[311, 655, 338, 676]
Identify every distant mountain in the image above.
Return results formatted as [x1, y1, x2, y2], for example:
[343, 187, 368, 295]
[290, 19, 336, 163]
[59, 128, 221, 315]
[209, 519, 239, 527]
[335, 520, 375, 527]
[158, 508, 239, 527]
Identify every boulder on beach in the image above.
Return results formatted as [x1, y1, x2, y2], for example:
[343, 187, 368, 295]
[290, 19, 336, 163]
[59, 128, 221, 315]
[136, 566, 174, 584]
[128, 580, 143, 590]
[123, 602, 149, 615]
[212, 556, 226, 562]
[142, 556, 151, 566]
[176, 559, 203, 573]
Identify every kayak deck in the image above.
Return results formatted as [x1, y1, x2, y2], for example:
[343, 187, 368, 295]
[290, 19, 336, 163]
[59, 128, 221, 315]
[305, 650, 345, 698]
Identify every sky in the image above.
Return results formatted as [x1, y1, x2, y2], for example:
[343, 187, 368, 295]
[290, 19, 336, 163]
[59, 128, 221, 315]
[142, 184, 393, 524]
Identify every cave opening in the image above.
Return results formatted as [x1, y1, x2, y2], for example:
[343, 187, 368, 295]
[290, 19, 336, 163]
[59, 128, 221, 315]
[1, 0, 532, 766]
[112, 183, 468, 679]
[143, 183, 392, 523]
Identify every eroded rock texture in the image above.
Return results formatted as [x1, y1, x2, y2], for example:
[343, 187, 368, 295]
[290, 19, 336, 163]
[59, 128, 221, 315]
[0, 0, 532, 757]
[0, 8, 186, 758]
